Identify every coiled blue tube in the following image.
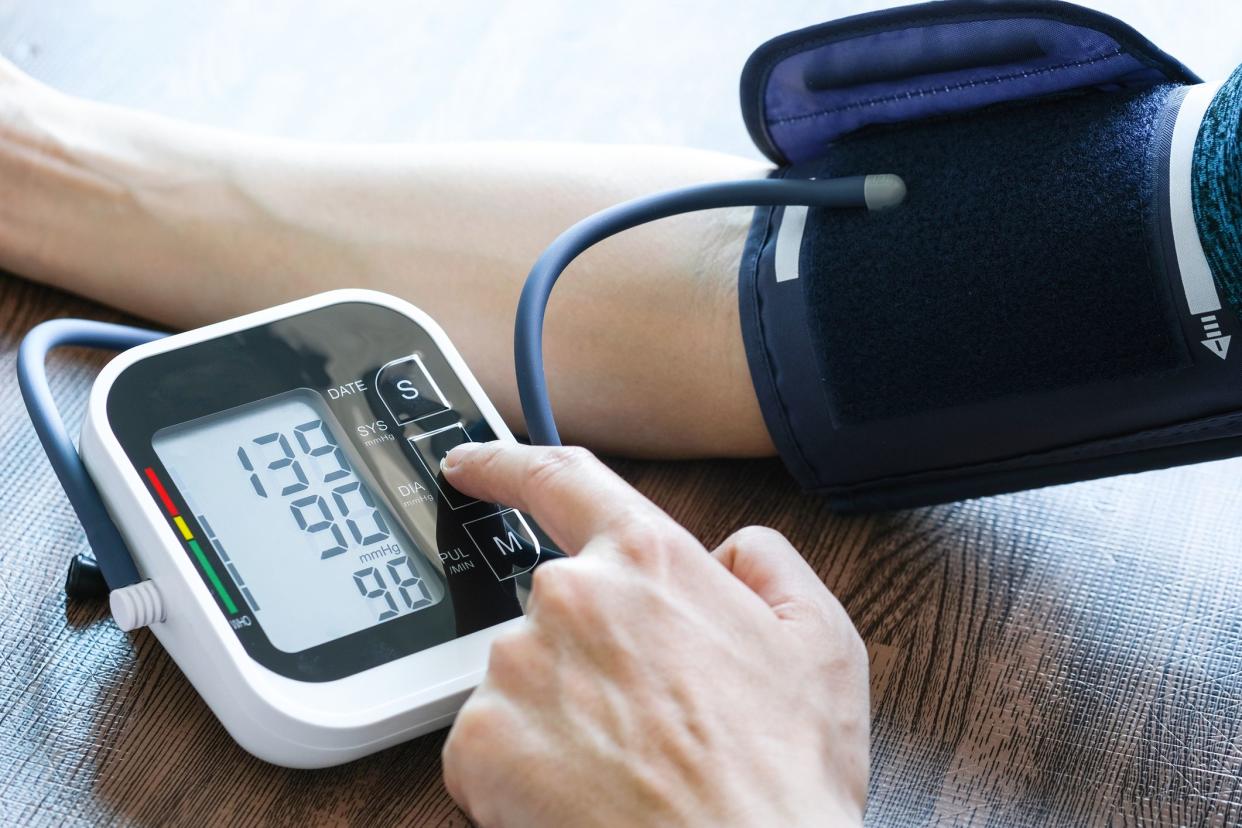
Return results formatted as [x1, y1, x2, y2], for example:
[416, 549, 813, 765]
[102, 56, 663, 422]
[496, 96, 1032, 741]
[18, 319, 166, 590]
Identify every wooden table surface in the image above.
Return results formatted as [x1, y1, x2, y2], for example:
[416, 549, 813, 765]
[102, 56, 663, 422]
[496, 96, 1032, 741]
[3, 2, 1242, 826]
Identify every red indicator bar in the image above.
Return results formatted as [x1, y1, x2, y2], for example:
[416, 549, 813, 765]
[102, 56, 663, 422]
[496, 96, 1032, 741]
[144, 467, 179, 517]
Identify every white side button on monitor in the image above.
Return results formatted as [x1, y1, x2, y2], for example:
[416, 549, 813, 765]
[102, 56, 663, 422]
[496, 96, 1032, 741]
[110, 580, 165, 631]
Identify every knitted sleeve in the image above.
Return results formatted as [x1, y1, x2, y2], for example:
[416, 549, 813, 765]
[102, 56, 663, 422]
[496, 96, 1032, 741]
[1193, 64, 1242, 314]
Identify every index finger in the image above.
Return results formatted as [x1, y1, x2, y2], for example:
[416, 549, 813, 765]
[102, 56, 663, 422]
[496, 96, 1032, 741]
[440, 441, 682, 554]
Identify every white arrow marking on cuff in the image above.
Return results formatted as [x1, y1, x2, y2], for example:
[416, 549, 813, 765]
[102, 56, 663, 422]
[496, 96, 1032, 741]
[1169, 82, 1223, 317]
[1204, 335, 1231, 359]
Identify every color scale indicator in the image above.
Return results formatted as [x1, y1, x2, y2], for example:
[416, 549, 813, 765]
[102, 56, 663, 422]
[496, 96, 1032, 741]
[144, 466, 237, 614]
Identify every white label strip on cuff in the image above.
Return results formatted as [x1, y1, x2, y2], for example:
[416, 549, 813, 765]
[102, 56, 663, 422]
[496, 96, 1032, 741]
[774, 205, 808, 283]
[1169, 81, 1223, 317]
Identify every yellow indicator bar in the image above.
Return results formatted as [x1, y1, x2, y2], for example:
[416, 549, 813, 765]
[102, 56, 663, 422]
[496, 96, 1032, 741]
[173, 516, 194, 541]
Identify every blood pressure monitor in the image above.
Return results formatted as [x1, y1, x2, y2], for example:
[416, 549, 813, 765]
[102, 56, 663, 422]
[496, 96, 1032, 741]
[78, 290, 549, 767]
[26, 172, 883, 770]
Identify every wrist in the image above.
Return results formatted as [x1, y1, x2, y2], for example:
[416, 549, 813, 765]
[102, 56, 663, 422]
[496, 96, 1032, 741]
[0, 76, 274, 324]
[0, 81, 177, 287]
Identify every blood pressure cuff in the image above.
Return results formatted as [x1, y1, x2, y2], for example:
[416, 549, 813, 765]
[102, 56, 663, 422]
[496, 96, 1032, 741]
[735, 0, 1242, 510]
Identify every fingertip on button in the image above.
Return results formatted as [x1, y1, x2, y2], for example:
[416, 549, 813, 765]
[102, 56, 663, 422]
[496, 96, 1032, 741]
[441, 442, 480, 473]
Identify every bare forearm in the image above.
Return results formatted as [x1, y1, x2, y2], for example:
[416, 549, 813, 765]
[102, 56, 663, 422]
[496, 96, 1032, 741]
[0, 70, 773, 456]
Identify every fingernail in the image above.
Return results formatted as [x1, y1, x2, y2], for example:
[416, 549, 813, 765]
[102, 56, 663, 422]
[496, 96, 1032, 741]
[441, 442, 480, 473]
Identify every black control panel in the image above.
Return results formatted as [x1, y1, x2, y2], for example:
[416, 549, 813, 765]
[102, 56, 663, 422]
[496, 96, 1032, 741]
[107, 300, 552, 681]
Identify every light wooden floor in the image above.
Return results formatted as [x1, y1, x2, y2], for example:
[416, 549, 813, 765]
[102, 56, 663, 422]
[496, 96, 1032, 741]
[2, 2, 1242, 825]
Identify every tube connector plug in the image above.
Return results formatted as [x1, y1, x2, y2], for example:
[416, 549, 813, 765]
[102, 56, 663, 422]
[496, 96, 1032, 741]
[864, 174, 907, 210]
[65, 553, 109, 601]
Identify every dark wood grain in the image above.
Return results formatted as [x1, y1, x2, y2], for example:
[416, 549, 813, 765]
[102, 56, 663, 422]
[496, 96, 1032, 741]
[3, 2, 1242, 826]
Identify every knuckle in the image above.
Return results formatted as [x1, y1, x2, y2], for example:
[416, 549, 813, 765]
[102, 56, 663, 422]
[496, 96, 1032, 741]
[609, 509, 678, 564]
[778, 595, 824, 628]
[469, 440, 508, 475]
[447, 697, 508, 758]
[530, 559, 584, 616]
[487, 628, 533, 678]
[526, 445, 596, 489]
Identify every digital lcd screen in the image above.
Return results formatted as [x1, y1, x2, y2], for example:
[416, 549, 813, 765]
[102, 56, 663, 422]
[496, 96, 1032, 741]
[152, 388, 444, 653]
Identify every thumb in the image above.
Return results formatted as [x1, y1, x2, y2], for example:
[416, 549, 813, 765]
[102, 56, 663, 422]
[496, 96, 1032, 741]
[711, 526, 846, 632]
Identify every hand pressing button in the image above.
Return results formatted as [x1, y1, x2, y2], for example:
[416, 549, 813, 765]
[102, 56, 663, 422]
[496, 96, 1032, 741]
[408, 423, 479, 510]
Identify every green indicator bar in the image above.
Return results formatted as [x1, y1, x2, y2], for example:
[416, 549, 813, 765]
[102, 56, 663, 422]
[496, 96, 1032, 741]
[187, 539, 238, 614]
